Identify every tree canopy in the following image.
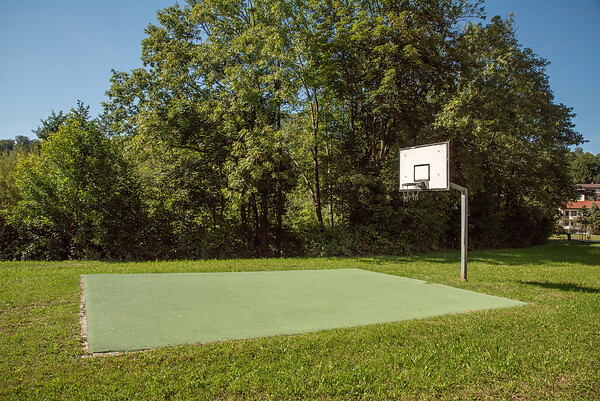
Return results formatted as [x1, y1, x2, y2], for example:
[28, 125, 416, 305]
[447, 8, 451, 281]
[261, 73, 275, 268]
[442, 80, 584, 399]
[12, 106, 146, 260]
[1, 0, 584, 260]
[569, 148, 600, 184]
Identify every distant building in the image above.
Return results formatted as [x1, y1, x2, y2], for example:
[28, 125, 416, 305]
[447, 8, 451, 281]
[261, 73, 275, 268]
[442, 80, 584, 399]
[561, 201, 600, 232]
[559, 184, 600, 232]
[575, 184, 600, 201]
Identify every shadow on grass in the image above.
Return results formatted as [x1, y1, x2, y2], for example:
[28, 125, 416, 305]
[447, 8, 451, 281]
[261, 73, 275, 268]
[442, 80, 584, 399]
[471, 241, 600, 267]
[363, 240, 600, 267]
[519, 281, 600, 294]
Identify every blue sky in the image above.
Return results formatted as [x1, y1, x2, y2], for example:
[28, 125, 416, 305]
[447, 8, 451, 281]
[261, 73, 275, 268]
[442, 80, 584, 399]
[1, 0, 599, 154]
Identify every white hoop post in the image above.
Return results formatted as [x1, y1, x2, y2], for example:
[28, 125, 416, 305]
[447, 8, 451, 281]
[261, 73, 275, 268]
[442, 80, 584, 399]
[450, 182, 468, 281]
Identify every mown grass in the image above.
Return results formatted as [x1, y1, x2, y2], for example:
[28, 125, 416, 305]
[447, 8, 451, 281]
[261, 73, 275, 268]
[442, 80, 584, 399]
[1, 240, 599, 400]
[553, 233, 600, 242]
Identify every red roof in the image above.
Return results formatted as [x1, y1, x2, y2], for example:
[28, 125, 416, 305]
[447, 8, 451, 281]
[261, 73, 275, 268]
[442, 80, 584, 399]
[565, 201, 600, 209]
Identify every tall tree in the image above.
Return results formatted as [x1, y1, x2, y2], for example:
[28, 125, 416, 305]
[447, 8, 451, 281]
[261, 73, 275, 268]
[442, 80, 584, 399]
[569, 148, 600, 184]
[0, 147, 24, 214]
[298, 0, 483, 228]
[433, 15, 583, 246]
[15, 107, 146, 260]
[101, 0, 582, 256]
[106, 0, 301, 256]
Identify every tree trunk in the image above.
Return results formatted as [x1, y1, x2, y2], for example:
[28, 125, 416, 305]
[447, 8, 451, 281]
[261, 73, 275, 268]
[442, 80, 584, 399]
[310, 94, 324, 228]
[275, 188, 283, 258]
[313, 138, 324, 227]
[240, 194, 250, 252]
[259, 191, 269, 257]
[251, 194, 259, 254]
[326, 139, 334, 228]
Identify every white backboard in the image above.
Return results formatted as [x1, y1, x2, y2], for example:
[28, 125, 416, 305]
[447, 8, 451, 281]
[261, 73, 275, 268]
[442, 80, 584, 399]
[399, 142, 449, 191]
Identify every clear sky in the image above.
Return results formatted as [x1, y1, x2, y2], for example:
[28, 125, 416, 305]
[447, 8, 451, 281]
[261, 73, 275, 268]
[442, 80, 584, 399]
[1, 0, 599, 154]
[0, 0, 172, 140]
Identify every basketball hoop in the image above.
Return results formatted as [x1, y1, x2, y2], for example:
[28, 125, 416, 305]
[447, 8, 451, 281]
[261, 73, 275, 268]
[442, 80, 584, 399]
[398, 142, 446, 203]
[401, 181, 427, 202]
[397, 141, 469, 281]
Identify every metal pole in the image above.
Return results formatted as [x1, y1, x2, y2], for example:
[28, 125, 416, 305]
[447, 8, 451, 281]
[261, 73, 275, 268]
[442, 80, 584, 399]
[449, 183, 468, 281]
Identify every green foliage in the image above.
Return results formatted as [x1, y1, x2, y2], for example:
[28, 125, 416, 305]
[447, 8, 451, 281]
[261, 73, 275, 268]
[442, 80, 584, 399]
[433, 15, 582, 247]
[0, 214, 22, 260]
[569, 147, 600, 184]
[31, 110, 67, 141]
[1, 136, 39, 153]
[105, 0, 316, 257]
[578, 203, 600, 237]
[124, 138, 245, 260]
[3, 0, 584, 259]
[0, 140, 14, 153]
[100, 0, 484, 258]
[0, 138, 40, 260]
[13, 106, 147, 260]
[0, 150, 22, 213]
[590, 203, 600, 235]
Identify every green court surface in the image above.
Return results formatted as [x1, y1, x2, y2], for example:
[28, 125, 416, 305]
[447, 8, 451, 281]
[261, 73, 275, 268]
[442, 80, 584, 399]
[82, 269, 526, 353]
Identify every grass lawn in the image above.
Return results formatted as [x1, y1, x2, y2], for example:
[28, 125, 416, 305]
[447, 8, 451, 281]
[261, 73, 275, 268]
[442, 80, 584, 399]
[1, 240, 599, 400]
[552, 233, 600, 242]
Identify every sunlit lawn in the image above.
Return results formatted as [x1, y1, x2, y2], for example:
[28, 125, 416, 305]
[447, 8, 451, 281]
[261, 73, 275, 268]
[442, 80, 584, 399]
[1, 240, 599, 400]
